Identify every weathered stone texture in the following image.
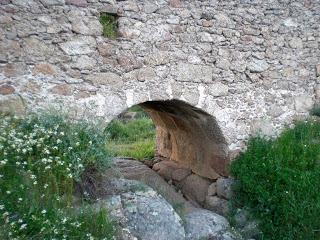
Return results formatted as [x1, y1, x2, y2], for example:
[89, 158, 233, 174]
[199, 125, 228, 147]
[0, 0, 319, 178]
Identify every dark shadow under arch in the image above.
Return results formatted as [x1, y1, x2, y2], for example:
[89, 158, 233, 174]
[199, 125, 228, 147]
[139, 99, 229, 179]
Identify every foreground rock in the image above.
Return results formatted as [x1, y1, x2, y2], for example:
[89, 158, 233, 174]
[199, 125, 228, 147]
[110, 158, 239, 240]
[98, 178, 186, 240]
[184, 209, 237, 240]
[100, 177, 238, 240]
[113, 157, 195, 213]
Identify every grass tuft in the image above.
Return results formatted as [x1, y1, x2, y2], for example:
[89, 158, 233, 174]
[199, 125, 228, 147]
[99, 13, 118, 38]
[105, 114, 156, 160]
[310, 105, 320, 117]
[230, 120, 320, 240]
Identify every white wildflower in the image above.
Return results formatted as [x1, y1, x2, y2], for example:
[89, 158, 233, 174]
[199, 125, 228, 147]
[0, 159, 8, 165]
[20, 223, 27, 230]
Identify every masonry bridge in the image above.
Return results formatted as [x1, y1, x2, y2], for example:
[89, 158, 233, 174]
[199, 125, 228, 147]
[0, 0, 319, 179]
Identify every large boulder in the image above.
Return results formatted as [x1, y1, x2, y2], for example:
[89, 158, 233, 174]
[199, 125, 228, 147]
[184, 209, 236, 240]
[100, 179, 186, 240]
[180, 174, 211, 204]
[113, 157, 194, 212]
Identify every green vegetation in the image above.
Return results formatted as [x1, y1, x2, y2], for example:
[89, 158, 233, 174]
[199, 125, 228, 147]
[230, 120, 320, 240]
[105, 107, 156, 160]
[99, 13, 118, 38]
[310, 105, 320, 117]
[106, 118, 155, 143]
[0, 113, 116, 239]
[107, 140, 155, 160]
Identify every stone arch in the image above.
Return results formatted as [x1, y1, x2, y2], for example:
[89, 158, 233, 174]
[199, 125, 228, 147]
[131, 99, 230, 179]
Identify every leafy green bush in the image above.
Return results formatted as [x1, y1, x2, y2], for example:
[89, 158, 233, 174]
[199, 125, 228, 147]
[230, 120, 320, 240]
[0, 113, 116, 239]
[310, 105, 320, 117]
[99, 13, 118, 38]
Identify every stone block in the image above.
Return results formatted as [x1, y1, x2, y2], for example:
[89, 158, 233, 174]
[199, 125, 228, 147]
[204, 196, 229, 216]
[294, 95, 313, 112]
[181, 174, 211, 204]
[60, 36, 96, 55]
[208, 82, 229, 97]
[174, 63, 212, 83]
[216, 177, 233, 200]
[172, 168, 191, 182]
[207, 182, 217, 196]
[87, 72, 123, 87]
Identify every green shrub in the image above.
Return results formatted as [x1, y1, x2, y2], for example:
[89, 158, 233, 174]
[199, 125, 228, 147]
[310, 105, 320, 117]
[230, 120, 320, 240]
[99, 13, 118, 38]
[0, 113, 116, 239]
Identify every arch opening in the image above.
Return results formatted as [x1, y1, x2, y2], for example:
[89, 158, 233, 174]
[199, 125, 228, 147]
[139, 99, 229, 180]
[108, 99, 229, 180]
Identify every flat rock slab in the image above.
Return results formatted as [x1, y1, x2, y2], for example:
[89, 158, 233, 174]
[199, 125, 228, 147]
[113, 157, 195, 213]
[99, 179, 185, 240]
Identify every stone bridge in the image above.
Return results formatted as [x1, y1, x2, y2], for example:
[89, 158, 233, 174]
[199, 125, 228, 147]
[0, 0, 319, 179]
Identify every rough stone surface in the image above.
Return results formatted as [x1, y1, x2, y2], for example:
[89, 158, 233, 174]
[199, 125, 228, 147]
[33, 63, 56, 75]
[113, 158, 195, 213]
[59, 36, 96, 55]
[207, 182, 217, 196]
[180, 174, 211, 204]
[0, 84, 15, 95]
[247, 59, 269, 73]
[216, 178, 234, 200]
[172, 168, 192, 182]
[184, 209, 236, 240]
[87, 72, 123, 87]
[0, 0, 319, 180]
[315, 85, 320, 100]
[316, 64, 320, 77]
[205, 196, 229, 216]
[98, 178, 185, 240]
[294, 95, 314, 113]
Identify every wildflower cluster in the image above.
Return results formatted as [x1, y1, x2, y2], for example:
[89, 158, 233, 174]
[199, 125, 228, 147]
[0, 114, 115, 239]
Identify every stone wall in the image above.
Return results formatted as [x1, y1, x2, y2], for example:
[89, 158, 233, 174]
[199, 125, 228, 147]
[0, 0, 319, 158]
